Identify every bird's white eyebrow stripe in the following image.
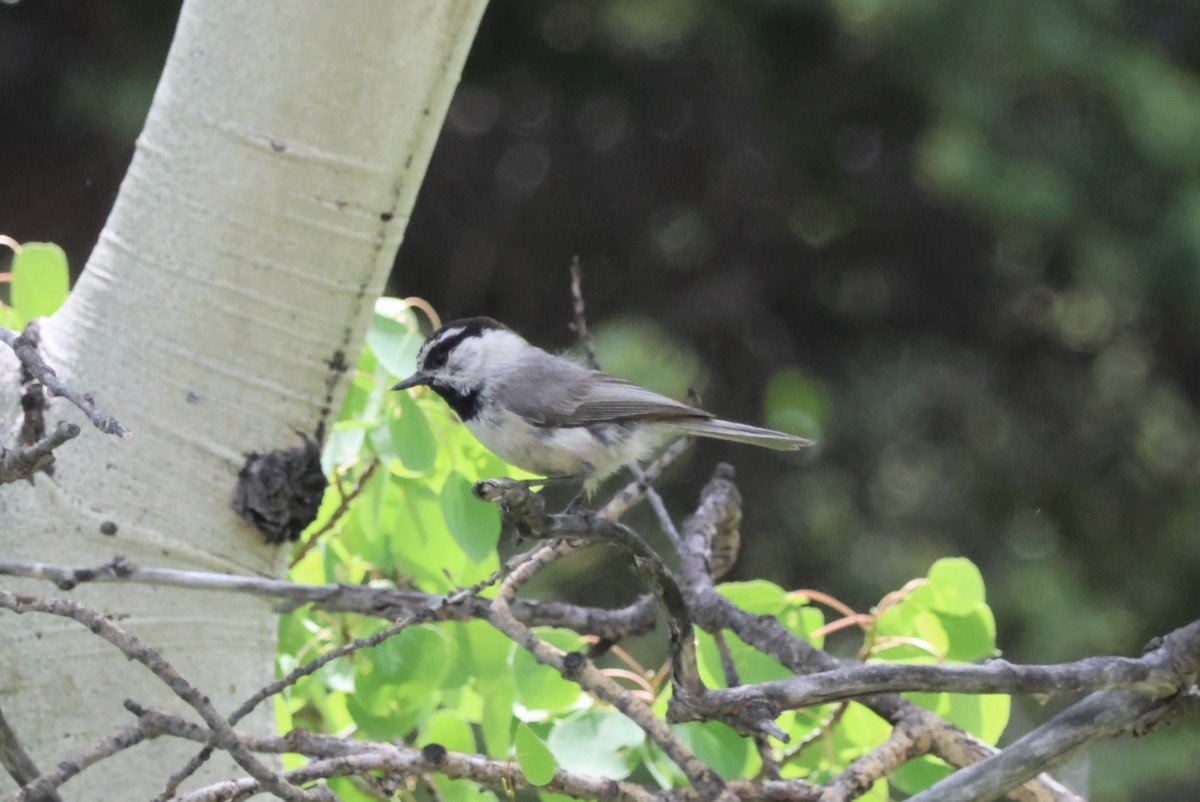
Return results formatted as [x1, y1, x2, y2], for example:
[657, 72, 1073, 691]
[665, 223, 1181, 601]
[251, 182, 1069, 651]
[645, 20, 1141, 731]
[429, 326, 467, 349]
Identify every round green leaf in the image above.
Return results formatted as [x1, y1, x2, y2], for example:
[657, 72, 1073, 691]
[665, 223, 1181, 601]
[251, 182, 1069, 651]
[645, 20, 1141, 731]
[367, 304, 424, 380]
[329, 776, 384, 802]
[781, 604, 826, 649]
[390, 391, 439, 472]
[385, 478, 465, 591]
[513, 630, 585, 712]
[927, 558, 986, 615]
[515, 723, 557, 786]
[339, 468, 397, 569]
[892, 755, 953, 795]
[11, 242, 69, 322]
[838, 701, 890, 748]
[547, 709, 645, 780]
[440, 471, 500, 563]
[456, 619, 513, 680]
[481, 675, 517, 759]
[939, 605, 997, 662]
[978, 693, 1011, 745]
[425, 710, 476, 755]
[672, 721, 751, 780]
[696, 628, 790, 687]
[874, 601, 949, 659]
[717, 579, 788, 614]
[363, 624, 451, 704]
[944, 692, 1010, 743]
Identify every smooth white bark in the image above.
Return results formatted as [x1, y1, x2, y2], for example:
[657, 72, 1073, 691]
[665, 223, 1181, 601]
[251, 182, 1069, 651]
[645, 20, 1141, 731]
[0, 1, 486, 798]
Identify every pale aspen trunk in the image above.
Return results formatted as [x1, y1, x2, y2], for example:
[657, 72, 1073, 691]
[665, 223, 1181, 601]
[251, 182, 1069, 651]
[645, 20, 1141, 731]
[0, 1, 487, 798]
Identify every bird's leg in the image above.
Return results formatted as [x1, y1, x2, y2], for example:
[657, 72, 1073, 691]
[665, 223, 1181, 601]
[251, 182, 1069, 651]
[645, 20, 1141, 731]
[485, 475, 585, 530]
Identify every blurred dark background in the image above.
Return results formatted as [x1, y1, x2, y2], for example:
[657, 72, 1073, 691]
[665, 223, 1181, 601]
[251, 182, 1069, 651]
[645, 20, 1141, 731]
[2, 1, 1198, 798]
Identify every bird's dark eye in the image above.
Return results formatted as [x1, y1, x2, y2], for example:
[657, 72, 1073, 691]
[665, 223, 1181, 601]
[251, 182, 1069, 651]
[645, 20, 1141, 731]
[425, 348, 448, 369]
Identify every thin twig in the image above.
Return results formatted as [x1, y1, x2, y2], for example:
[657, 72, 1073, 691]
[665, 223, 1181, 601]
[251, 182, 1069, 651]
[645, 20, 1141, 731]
[672, 465, 1082, 802]
[0, 591, 328, 802]
[567, 255, 600, 370]
[820, 714, 931, 802]
[157, 571, 507, 800]
[906, 686, 1187, 802]
[673, 619, 1200, 715]
[781, 702, 848, 768]
[630, 463, 683, 547]
[8, 717, 151, 802]
[486, 535, 725, 797]
[0, 556, 660, 641]
[154, 609, 422, 799]
[0, 321, 130, 437]
[0, 703, 61, 802]
[0, 421, 79, 485]
[599, 436, 692, 521]
[290, 459, 380, 567]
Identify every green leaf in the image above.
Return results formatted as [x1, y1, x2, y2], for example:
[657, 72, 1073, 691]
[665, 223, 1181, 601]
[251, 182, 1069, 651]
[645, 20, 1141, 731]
[324, 417, 369, 476]
[939, 606, 997, 662]
[368, 305, 424, 380]
[943, 693, 1010, 743]
[764, 366, 828, 439]
[367, 420, 398, 465]
[838, 702, 891, 748]
[345, 691, 416, 741]
[11, 242, 69, 322]
[978, 693, 1011, 745]
[672, 721, 751, 780]
[425, 710, 476, 755]
[386, 478, 464, 591]
[328, 776, 383, 802]
[351, 624, 451, 739]
[339, 470, 394, 570]
[927, 558, 986, 615]
[892, 755, 953, 794]
[717, 579, 788, 614]
[0, 303, 20, 330]
[431, 777, 500, 802]
[316, 656, 356, 694]
[440, 471, 500, 563]
[390, 390, 439, 472]
[456, 620, 513, 680]
[513, 630, 585, 712]
[480, 675, 517, 759]
[515, 723, 557, 786]
[696, 628, 791, 687]
[874, 603, 949, 659]
[547, 709, 645, 780]
[780, 603, 826, 649]
[372, 625, 452, 688]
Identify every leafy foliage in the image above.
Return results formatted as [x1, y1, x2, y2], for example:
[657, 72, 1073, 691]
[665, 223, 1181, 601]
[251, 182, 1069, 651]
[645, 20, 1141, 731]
[0, 239, 71, 329]
[277, 300, 1008, 799]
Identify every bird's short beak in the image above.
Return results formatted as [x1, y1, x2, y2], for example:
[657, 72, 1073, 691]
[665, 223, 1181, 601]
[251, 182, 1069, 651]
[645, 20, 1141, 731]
[391, 372, 431, 391]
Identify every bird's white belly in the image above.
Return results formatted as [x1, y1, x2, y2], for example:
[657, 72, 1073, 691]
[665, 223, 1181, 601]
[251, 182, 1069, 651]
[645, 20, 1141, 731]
[466, 409, 669, 484]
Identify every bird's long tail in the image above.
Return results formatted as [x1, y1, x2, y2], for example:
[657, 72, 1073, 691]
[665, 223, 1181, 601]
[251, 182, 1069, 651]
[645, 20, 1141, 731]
[673, 418, 814, 450]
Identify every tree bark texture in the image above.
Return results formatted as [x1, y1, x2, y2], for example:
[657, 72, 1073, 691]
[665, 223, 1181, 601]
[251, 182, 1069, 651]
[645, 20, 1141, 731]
[0, 1, 487, 798]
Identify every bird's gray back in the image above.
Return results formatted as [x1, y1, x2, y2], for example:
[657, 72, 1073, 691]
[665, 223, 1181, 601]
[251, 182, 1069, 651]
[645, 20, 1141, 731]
[497, 348, 710, 428]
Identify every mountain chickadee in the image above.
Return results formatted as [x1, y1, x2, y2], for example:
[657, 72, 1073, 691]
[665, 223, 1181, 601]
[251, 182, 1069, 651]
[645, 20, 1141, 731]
[392, 317, 814, 493]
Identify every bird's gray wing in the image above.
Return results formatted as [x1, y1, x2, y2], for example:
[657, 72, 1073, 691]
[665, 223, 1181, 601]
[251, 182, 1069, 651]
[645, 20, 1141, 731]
[565, 373, 711, 424]
[499, 351, 709, 427]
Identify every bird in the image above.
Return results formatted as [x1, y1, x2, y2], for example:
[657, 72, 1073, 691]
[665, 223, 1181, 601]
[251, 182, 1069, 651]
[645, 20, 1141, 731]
[392, 317, 814, 494]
